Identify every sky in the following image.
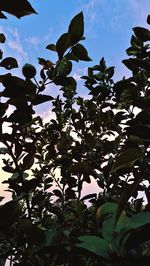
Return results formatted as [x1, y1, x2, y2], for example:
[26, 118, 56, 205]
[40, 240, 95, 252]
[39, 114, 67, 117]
[0, 0, 149, 200]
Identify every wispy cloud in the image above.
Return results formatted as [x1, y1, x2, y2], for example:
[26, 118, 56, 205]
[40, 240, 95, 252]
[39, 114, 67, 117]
[25, 36, 40, 51]
[6, 28, 27, 61]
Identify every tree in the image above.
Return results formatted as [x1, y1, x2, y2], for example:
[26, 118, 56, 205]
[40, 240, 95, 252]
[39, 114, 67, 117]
[0, 1, 150, 265]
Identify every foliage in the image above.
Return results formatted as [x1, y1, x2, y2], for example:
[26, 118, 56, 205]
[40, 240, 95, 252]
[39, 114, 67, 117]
[0, 1, 150, 265]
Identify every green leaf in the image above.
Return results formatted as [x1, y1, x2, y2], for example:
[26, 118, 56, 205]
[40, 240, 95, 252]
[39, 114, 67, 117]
[128, 212, 150, 229]
[0, 147, 9, 154]
[130, 35, 141, 48]
[126, 47, 139, 56]
[114, 212, 150, 251]
[102, 217, 115, 242]
[56, 33, 70, 59]
[111, 148, 144, 173]
[0, 33, 5, 43]
[76, 235, 110, 259]
[44, 229, 58, 246]
[32, 94, 54, 105]
[0, 0, 37, 19]
[68, 12, 84, 45]
[72, 44, 91, 61]
[46, 44, 56, 52]
[0, 57, 18, 69]
[106, 67, 115, 78]
[56, 58, 72, 76]
[133, 27, 150, 42]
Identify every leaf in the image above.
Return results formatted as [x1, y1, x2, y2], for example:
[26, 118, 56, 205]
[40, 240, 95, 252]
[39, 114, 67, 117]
[126, 47, 139, 56]
[44, 229, 58, 246]
[126, 125, 150, 139]
[0, 102, 8, 117]
[147, 15, 150, 25]
[38, 58, 54, 68]
[0, 33, 5, 43]
[133, 27, 150, 42]
[0, 11, 7, 19]
[106, 67, 115, 78]
[32, 94, 54, 105]
[56, 58, 72, 76]
[0, 0, 37, 19]
[22, 153, 34, 170]
[2, 76, 30, 98]
[96, 202, 118, 229]
[0, 200, 21, 228]
[65, 51, 79, 62]
[56, 33, 70, 59]
[0, 147, 9, 154]
[130, 35, 141, 48]
[0, 57, 18, 69]
[46, 44, 56, 52]
[68, 12, 84, 45]
[76, 235, 110, 259]
[53, 189, 63, 198]
[68, 161, 93, 175]
[128, 212, 150, 229]
[99, 57, 106, 72]
[80, 193, 97, 201]
[122, 59, 139, 72]
[72, 44, 91, 61]
[0, 49, 2, 59]
[114, 212, 150, 251]
[111, 148, 144, 173]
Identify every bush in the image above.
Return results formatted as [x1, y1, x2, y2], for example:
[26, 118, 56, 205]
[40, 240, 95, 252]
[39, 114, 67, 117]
[0, 1, 150, 265]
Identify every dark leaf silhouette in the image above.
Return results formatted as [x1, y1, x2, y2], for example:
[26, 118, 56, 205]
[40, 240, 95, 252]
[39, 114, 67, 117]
[68, 12, 84, 45]
[0, 33, 5, 43]
[0, 0, 37, 19]
[0, 57, 18, 69]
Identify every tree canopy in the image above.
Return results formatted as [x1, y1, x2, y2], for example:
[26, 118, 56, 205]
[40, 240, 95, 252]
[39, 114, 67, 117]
[0, 1, 150, 265]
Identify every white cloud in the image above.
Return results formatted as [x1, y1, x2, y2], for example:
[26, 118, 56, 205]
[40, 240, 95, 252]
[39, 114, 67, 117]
[6, 28, 27, 60]
[25, 36, 40, 50]
[42, 110, 56, 123]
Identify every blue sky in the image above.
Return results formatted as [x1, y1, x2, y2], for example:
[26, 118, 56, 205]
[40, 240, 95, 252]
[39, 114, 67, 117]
[0, 0, 149, 198]
[0, 0, 149, 115]
[0, 0, 149, 78]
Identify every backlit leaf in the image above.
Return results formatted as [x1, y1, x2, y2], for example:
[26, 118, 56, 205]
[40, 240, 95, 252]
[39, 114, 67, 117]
[111, 148, 143, 173]
[32, 94, 54, 105]
[0, 0, 37, 19]
[0, 33, 5, 43]
[56, 33, 70, 59]
[0, 57, 18, 69]
[76, 235, 110, 259]
[68, 12, 84, 45]
[72, 44, 91, 61]
[133, 27, 150, 42]
[46, 44, 56, 52]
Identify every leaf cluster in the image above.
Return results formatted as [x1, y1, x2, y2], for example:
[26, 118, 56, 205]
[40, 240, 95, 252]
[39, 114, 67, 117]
[0, 2, 150, 265]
